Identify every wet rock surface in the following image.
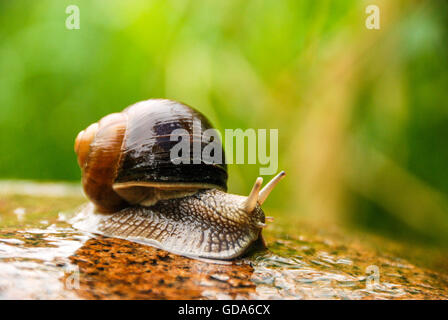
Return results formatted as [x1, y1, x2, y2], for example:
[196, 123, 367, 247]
[68, 237, 255, 300]
[1, 185, 448, 299]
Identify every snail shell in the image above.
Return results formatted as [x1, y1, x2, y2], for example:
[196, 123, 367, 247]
[74, 99, 285, 260]
[75, 99, 227, 213]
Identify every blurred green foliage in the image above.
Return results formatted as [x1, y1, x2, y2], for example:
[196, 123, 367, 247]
[0, 0, 447, 245]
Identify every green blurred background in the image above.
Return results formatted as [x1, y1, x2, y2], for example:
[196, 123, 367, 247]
[1, 0, 447, 247]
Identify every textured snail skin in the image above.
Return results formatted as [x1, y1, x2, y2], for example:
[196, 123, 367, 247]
[96, 189, 265, 260]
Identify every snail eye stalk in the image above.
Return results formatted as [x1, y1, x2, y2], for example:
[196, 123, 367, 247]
[243, 171, 286, 213]
[244, 177, 263, 213]
[258, 171, 286, 205]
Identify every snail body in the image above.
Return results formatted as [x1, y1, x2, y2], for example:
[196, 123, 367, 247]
[74, 99, 285, 260]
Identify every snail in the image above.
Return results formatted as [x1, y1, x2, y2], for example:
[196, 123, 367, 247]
[74, 99, 285, 260]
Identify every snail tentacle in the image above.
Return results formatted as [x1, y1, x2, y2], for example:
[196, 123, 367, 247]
[258, 171, 286, 205]
[243, 177, 263, 213]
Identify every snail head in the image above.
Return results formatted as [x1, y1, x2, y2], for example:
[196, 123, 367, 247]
[242, 171, 286, 228]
